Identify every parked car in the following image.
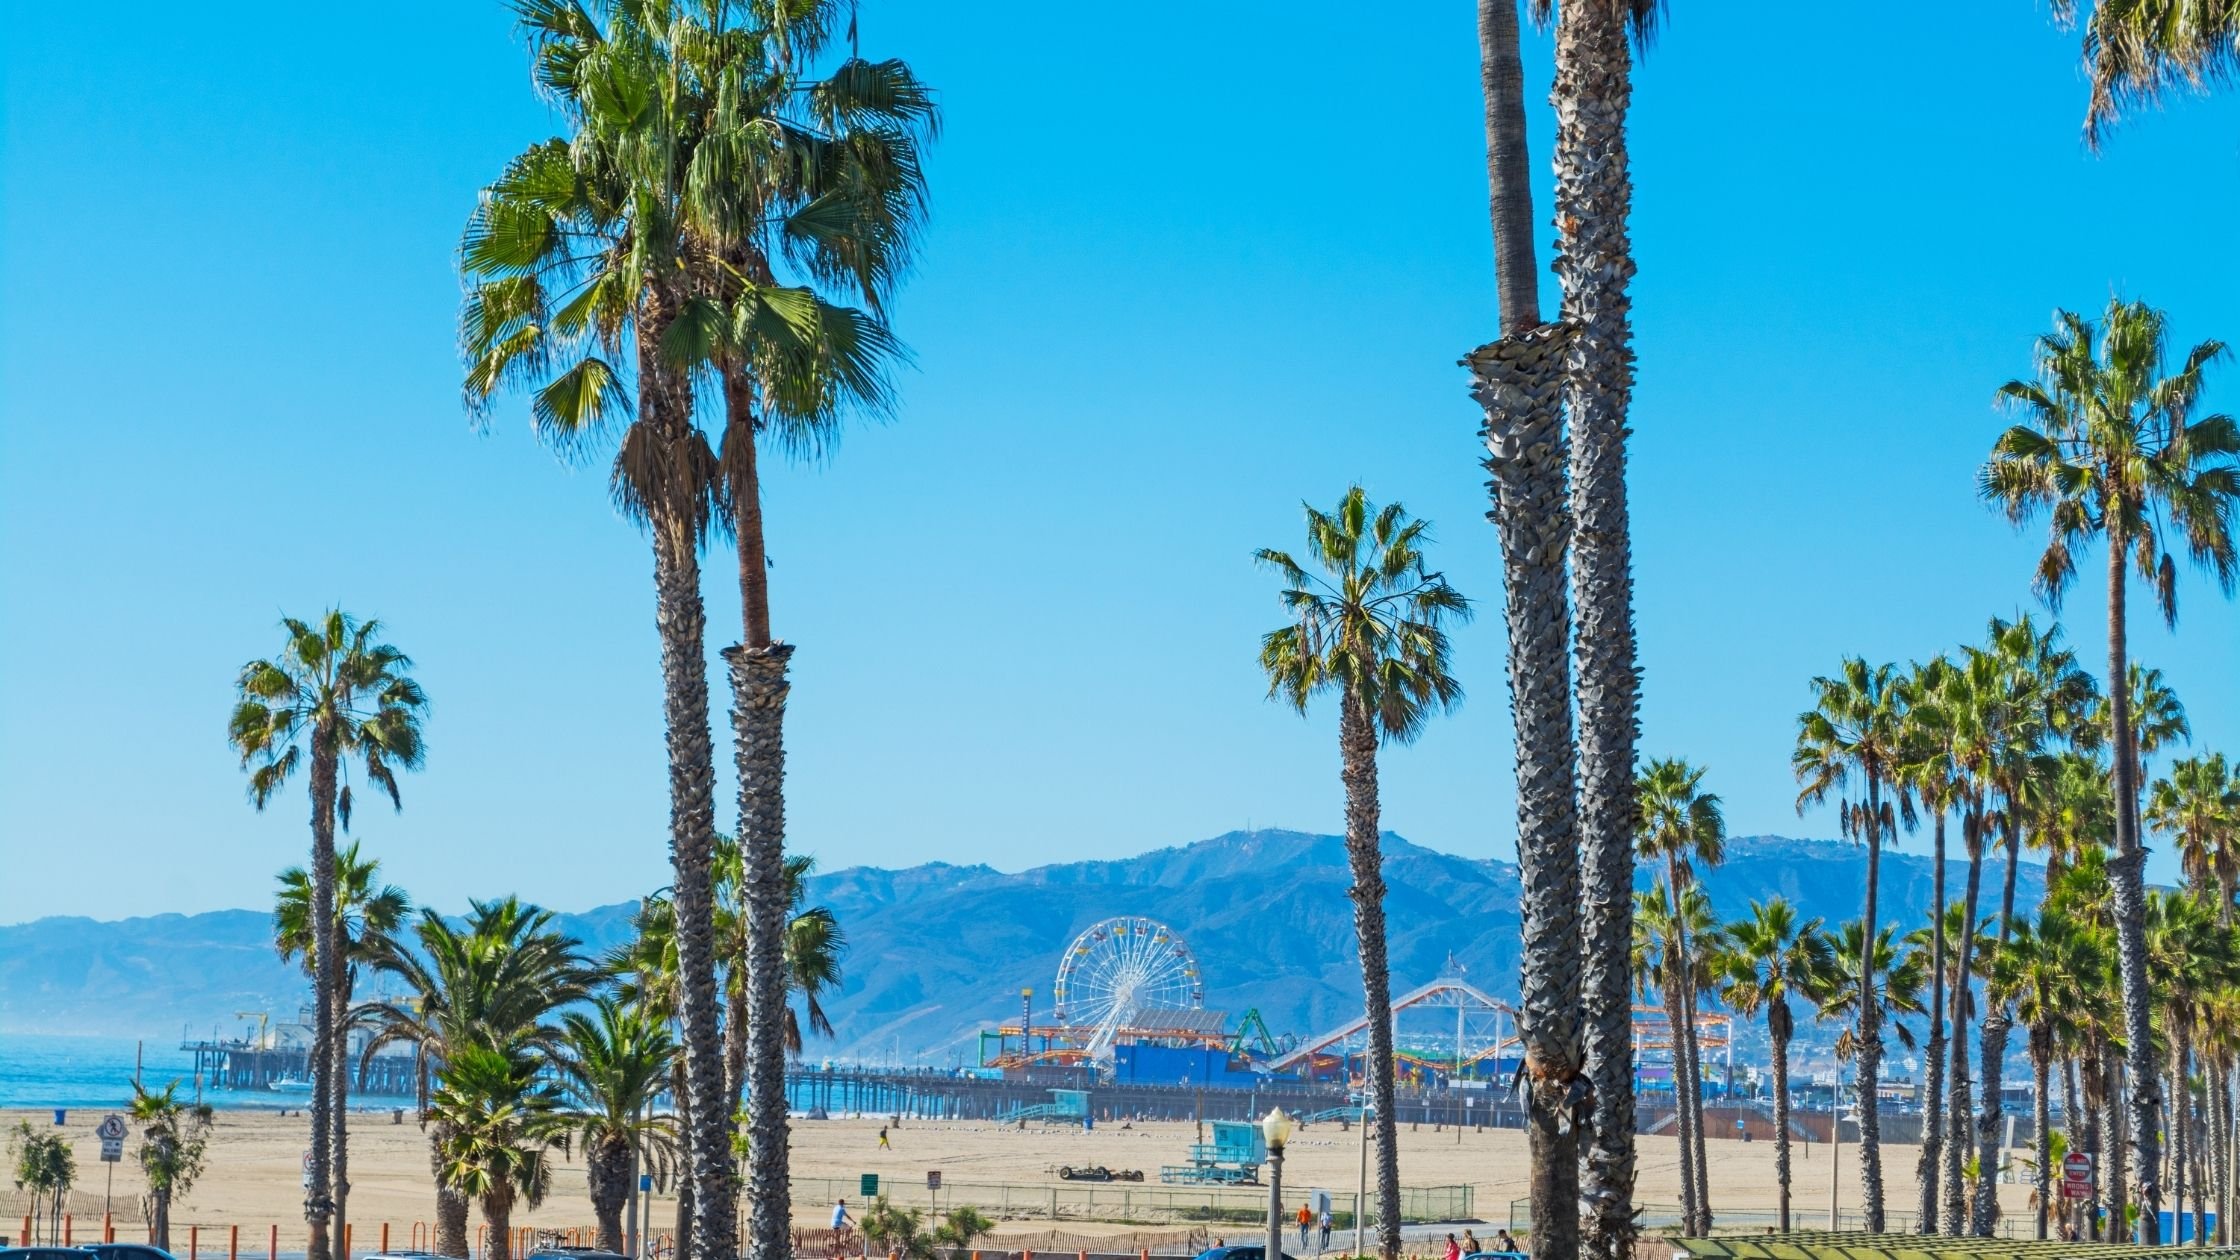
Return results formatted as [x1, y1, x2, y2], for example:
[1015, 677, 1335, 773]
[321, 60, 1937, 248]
[1193, 1248, 1298, 1260]
[526, 1250, 628, 1260]
[3, 1248, 101, 1260]
[1465, 1251, 1530, 1260]
[78, 1245, 178, 1260]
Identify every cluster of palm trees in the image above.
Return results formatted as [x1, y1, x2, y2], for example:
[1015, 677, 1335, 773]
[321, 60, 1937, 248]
[258, 839, 845, 1260]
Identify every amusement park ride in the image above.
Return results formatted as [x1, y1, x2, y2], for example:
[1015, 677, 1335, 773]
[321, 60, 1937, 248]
[978, 916, 1733, 1092]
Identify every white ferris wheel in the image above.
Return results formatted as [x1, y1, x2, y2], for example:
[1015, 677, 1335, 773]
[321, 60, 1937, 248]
[1052, 916, 1204, 1058]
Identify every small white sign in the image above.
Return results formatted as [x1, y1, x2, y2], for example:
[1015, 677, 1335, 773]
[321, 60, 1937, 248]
[96, 1114, 128, 1142]
[99, 1138, 124, 1163]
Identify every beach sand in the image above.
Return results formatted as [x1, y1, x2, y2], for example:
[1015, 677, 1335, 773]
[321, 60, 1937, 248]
[2, 1108, 2040, 1249]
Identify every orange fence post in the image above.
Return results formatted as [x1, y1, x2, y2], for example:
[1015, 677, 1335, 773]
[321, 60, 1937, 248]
[104, 1214, 115, 1243]
[344, 1223, 353, 1260]
[18, 1216, 29, 1245]
[63, 1214, 73, 1244]
[230, 1224, 240, 1260]
[478, 1223, 487, 1258]
[270, 1223, 280, 1260]
[189, 1223, 200, 1260]
[382, 1223, 391, 1254]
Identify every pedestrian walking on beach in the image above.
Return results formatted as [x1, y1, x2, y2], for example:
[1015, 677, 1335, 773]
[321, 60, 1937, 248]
[1443, 1233, 1461, 1260]
[1461, 1229, 1479, 1255]
[1492, 1229, 1517, 1254]
[1297, 1203, 1311, 1250]
[878, 1125, 890, 1149]
[1317, 1207, 1331, 1252]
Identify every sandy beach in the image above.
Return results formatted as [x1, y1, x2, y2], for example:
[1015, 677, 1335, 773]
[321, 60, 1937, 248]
[3, 1107, 2040, 1249]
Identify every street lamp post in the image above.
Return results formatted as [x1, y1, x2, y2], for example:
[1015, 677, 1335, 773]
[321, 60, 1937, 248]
[1263, 1107, 1294, 1260]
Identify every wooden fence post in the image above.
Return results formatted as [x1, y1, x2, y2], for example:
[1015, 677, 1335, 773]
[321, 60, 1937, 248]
[18, 1216, 29, 1245]
[189, 1223, 199, 1260]
[229, 1224, 240, 1260]
[104, 1213, 116, 1243]
[269, 1223, 279, 1260]
[63, 1214, 73, 1244]
[344, 1223, 353, 1260]
[382, 1222, 391, 1254]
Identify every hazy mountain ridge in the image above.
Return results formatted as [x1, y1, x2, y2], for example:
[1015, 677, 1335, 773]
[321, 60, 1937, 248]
[0, 830, 2040, 1059]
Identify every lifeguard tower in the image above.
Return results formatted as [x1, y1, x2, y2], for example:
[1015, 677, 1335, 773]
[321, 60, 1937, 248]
[1159, 1118, 1266, 1184]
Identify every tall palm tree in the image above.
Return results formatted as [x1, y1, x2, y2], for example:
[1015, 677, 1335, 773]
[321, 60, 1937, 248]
[1898, 656, 1961, 1232]
[1464, 4, 1601, 1250]
[559, 996, 679, 1254]
[430, 1042, 568, 1260]
[1539, 1, 1666, 1252]
[2152, 753, 2240, 920]
[1719, 898, 1834, 1231]
[361, 898, 591, 1257]
[2049, 0, 2240, 144]
[1984, 297, 2240, 1239]
[1794, 658, 1907, 1229]
[1631, 882, 1716, 1235]
[2048, 850, 2127, 1237]
[1990, 912, 2094, 1239]
[673, 21, 935, 1257]
[1256, 486, 1469, 1260]
[274, 842, 410, 1255]
[1635, 758, 1724, 1234]
[229, 610, 427, 1260]
[461, 7, 737, 1245]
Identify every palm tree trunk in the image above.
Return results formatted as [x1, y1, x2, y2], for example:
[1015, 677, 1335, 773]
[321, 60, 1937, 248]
[332, 975, 352, 1260]
[2174, 1028, 2194, 1245]
[151, 1189, 170, 1251]
[2110, 1047, 2131, 1241]
[2215, 1058, 2232, 1245]
[307, 725, 340, 1260]
[1479, 0, 1539, 336]
[2034, 1036, 2053, 1239]
[1946, 807, 1985, 1236]
[1336, 693, 1403, 1260]
[654, 517, 736, 1260]
[2102, 531, 2163, 1243]
[722, 364, 797, 1260]
[2083, 1043, 2107, 1240]
[1920, 809, 1949, 1233]
[485, 1191, 515, 1260]
[673, 1057, 696, 1260]
[591, 1135, 631, 1254]
[1468, 320, 1584, 1258]
[1855, 773, 1887, 1232]
[1971, 817, 2024, 1235]
[1550, 4, 1643, 1254]
[1664, 980, 1699, 1234]
[428, 1124, 470, 1258]
[1667, 850, 1709, 1235]
[1772, 1007, 1794, 1232]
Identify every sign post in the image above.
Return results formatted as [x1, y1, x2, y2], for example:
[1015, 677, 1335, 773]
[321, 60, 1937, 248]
[97, 1115, 127, 1218]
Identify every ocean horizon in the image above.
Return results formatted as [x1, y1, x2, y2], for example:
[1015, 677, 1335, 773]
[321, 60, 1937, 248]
[0, 1032, 412, 1111]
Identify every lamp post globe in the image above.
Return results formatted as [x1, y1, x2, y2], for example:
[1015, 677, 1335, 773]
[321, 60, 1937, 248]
[1263, 1107, 1293, 1260]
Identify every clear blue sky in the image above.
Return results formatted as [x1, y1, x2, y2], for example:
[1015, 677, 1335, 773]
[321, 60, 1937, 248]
[4, 3, 2236, 924]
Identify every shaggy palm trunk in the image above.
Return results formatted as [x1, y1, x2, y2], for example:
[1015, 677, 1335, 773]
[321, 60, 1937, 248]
[2083, 1045, 2107, 1239]
[2033, 1032, 2053, 1239]
[1946, 808, 1986, 1236]
[1771, 1004, 1795, 1231]
[1467, 322, 1583, 1258]
[1919, 810, 1949, 1233]
[332, 976, 352, 1260]
[1672, 855, 1710, 1234]
[482, 1188, 516, 1260]
[306, 723, 340, 1260]
[1855, 772, 1887, 1231]
[2214, 1059, 2231, 1245]
[672, 1056, 696, 1260]
[2172, 1031, 2192, 1245]
[589, 1134, 633, 1254]
[1550, 5, 1644, 1257]
[150, 1188, 171, 1251]
[1971, 822, 2023, 1236]
[2103, 533, 2163, 1243]
[722, 367, 797, 1260]
[1336, 693, 1403, 1260]
[2110, 1049, 2131, 1241]
[428, 1124, 471, 1257]
[1664, 979, 1699, 1232]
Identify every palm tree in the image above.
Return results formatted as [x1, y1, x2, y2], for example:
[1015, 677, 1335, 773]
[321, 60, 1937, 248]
[1635, 758, 1724, 1234]
[674, 20, 935, 1257]
[461, 8, 740, 1244]
[1256, 486, 1469, 1260]
[2146, 890, 2232, 1245]
[361, 898, 590, 1257]
[1540, 1, 1665, 1253]
[1794, 658, 1907, 1229]
[1990, 912, 2095, 1238]
[2152, 753, 2240, 920]
[2049, 0, 2240, 143]
[1632, 882, 1717, 1236]
[1897, 656, 1962, 1232]
[1818, 920, 1928, 1067]
[274, 842, 410, 1254]
[1719, 898, 1835, 1231]
[1984, 297, 2240, 1239]
[558, 996, 679, 1254]
[1464, 5, 1600, 1250]
[430, 1042, 568, 1260]
[128, 1081, 213, 1251]
[716, 846, 848, 1110]
[2048, 851, 2126, 1237]
[229, 610, 427, 1260]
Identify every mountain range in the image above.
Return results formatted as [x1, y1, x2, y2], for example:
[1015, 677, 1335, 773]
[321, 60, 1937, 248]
[0, 830, 2042, 1061]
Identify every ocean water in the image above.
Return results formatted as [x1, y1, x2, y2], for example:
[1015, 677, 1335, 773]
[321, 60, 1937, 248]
[0, 1033, 406, 1111]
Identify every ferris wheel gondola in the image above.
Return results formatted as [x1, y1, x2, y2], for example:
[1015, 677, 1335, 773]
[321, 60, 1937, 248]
[1051, 916, 1203, 1059]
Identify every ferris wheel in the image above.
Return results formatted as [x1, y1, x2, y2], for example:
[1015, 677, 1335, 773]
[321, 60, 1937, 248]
[1052, 916, 1204, 1058]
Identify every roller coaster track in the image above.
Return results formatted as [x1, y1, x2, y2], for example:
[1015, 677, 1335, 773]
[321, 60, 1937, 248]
[1267, 977, 1516, 1073]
